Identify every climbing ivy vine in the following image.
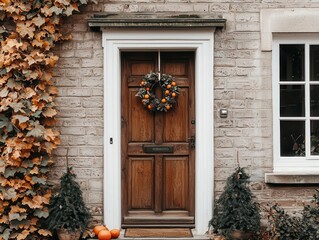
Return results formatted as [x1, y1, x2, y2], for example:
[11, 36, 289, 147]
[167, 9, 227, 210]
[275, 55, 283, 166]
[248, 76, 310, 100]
[0, 0, 96, 239]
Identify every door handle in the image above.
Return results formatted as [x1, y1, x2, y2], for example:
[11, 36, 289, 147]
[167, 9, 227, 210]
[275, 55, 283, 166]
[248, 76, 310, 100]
[188, 136, 195, 148]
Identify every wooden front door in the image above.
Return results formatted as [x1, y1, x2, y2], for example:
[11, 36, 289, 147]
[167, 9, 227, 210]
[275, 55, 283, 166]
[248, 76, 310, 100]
[121, 51, 195, 227]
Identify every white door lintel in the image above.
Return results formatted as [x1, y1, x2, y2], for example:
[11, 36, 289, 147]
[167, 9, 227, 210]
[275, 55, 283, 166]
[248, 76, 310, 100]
[102, 29, 215, 235]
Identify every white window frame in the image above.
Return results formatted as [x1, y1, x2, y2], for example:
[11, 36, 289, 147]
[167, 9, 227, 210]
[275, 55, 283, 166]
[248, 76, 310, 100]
[273, 34, 319, 172]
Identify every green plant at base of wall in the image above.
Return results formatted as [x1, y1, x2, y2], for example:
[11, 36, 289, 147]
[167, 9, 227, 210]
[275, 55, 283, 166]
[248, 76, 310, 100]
[268, 189, 319, 240]
[210, 167, 261, 240]
[46, 167, 90, 239]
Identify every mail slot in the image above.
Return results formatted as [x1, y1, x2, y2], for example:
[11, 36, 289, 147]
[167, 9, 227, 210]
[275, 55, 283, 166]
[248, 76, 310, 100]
[143, 145, 174, 153]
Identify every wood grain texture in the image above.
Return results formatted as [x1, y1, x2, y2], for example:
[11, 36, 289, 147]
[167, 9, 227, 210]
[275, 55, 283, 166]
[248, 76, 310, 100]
[121, 51, 195, 226]
[129, 158, 154, 209]
[164, 157, 189, 210]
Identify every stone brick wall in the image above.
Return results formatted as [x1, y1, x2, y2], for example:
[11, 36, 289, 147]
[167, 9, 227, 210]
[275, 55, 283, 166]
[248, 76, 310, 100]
[51, 0, 319, 225]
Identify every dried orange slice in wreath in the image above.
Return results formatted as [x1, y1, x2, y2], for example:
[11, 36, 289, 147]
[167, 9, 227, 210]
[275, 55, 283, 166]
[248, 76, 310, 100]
[136, 72, 180, 112]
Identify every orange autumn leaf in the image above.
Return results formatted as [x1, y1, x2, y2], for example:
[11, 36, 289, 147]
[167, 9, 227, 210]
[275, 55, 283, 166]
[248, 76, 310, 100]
[47, 55, 59, 67]
[16, 21, 36, 38]
[38, 229, 52, 236]
[30, 166, 39, 175]
[23, 87, 36, 99]
[0, 215, 9, 224]
[31, 157, 41, 165]
[65, 3, 79, 16]
[44, 128, 58, 141]
[3, 38, 23, 53]
[22, 196, 44, 209]
[44, 118, 57, 126]
[42, 108, 57, 118]
[47, 85, 59, 95]
[41, 141, 57, 154]
[11, 150, 21, 159]
[40, 71, 52, 82]
[31, 38, 43, 48]
[31, 16, 45, 27]
[17, 230, 30, 240]
[10, 205, 27, 214]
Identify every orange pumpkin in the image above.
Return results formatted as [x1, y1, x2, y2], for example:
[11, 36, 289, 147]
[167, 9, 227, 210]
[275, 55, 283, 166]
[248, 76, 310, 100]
[98, 229, 111, 240]
[93, 226, 107, 236]
[110, 229, 120, 239]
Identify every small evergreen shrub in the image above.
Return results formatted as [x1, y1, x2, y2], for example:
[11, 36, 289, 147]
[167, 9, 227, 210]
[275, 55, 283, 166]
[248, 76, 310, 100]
[210, 167, 261, 239]
[46, 167, 90, 236]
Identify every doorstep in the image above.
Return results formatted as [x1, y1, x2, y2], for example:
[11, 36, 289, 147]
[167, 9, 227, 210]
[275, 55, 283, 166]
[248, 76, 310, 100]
[117, 236, 213, 240]
[88, 237, 212, 240]
[88, 229, 216, 240]
[88, 233, 214, 240]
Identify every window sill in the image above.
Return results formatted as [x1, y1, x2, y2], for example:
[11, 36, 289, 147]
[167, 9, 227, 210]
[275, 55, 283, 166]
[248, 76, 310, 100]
[265, 173, 319, 184]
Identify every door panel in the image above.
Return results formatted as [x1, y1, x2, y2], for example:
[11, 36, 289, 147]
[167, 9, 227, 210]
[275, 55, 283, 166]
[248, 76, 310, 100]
[164, 89, 189, 142]
[121, 51, 195, 227]
[164, 157, 189, 210]
[129, 157, 154, 209]
[129, 88, 154, 142]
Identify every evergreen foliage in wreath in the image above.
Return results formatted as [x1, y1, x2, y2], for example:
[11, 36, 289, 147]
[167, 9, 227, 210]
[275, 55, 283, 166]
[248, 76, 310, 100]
[136, 72, 180, 112]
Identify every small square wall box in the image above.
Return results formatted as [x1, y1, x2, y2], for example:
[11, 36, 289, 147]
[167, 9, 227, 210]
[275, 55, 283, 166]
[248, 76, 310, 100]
[220, 109, 228, 118]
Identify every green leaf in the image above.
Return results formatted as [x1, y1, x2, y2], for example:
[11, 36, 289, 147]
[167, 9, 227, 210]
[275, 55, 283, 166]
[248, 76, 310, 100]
[0, 87, 9, 97]
[26, 9, 39, 19]
[40, 167, 48, 174]
[0, 159, 5, 174]
[7, 78, 22, 89]
[34, 209, 49, 218]
[4, 168, 17, 178]
[32, 0, 42, 9]
[0, 114, 14, 132]
[12, 114, 29, 124]
[22, 160, 35, 168]
[0, 68, 6, 76]
[9, 213, 27, 221]
[32, 176, 46, 185]
[26, 190, 36, 196]
[32, 110, 42, 118]
[0, 228, 11, 240]
[10, 219, 30, 228]
[27, 122, 46, 138]
[4, 187, 17, 200]
[9, 102, 25, 113]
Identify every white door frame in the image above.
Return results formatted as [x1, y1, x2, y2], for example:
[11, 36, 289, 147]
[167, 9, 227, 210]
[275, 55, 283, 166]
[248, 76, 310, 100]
[102, 29, 215, 235]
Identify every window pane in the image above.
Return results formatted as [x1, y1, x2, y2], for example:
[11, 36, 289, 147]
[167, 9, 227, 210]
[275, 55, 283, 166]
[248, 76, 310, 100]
[280, 121, 305, 156]
[280, 85, 305, 117]
[310, 45, 319, 81]
[280, 44, 305, 81]
[311, 121, 319, 155]
[310, 85, 319, 116]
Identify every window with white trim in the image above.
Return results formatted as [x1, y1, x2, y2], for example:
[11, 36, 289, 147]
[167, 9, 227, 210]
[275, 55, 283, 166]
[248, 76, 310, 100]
[273, 36, 319, 172]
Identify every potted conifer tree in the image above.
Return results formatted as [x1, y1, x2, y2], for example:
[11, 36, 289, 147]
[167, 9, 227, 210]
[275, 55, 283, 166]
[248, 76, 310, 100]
[210, 167, 260, 240]
[46, 167, 90, 240]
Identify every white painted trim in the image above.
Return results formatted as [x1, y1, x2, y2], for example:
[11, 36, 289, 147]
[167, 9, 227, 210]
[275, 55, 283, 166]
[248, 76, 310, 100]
[102, 29, 215, 235]
[272, 35, 319, 173]
[261, 8, 319, 51]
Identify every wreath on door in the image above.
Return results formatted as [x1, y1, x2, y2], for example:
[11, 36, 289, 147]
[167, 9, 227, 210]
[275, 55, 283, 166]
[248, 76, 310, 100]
[136, 72, 180, 112]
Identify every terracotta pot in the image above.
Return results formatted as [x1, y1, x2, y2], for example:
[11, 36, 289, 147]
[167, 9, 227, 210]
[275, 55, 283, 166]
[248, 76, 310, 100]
[57, 228, 81, 240]
[231, 230, 254, 240]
